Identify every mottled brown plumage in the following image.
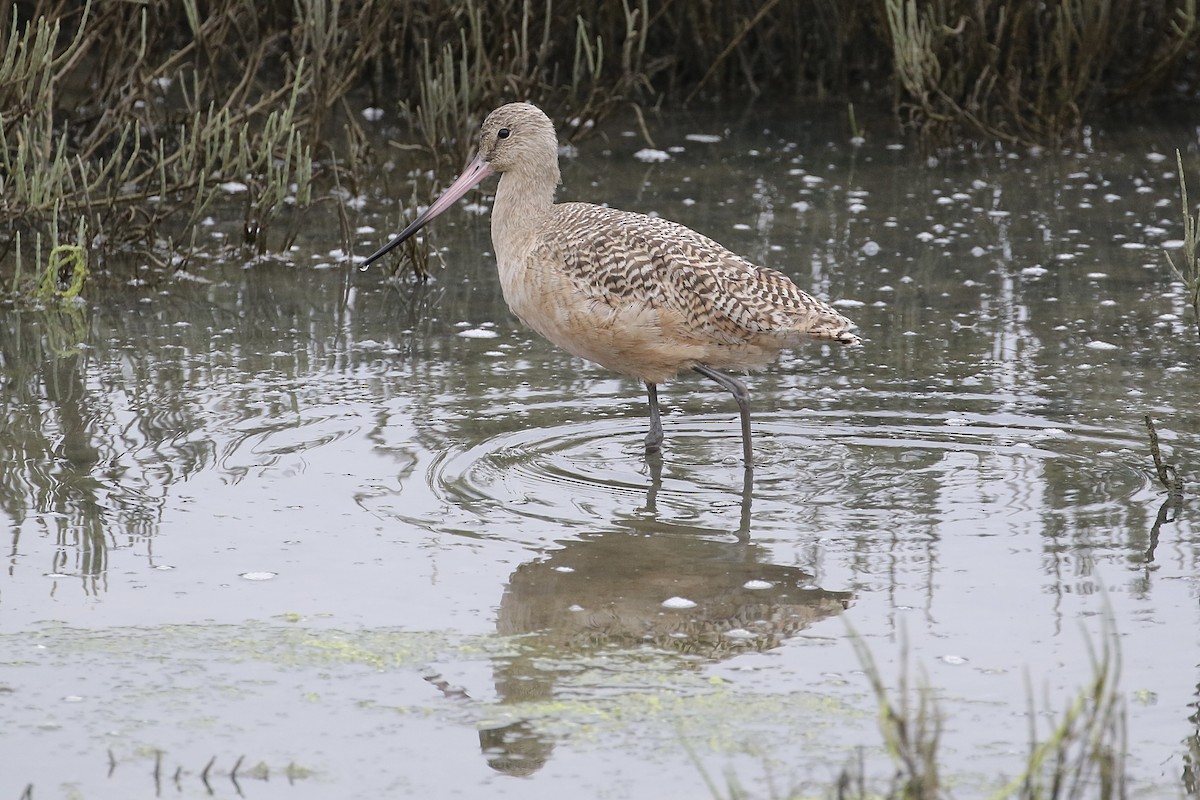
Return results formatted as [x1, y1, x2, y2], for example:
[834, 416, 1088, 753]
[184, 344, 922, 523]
[363, 102, 858, 468]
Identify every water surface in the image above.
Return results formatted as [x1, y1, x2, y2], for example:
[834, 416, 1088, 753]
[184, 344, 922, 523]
[2, 106, 1198, 797]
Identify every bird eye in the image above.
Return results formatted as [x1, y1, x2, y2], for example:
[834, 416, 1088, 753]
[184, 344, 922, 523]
[496, 128, 511, 139]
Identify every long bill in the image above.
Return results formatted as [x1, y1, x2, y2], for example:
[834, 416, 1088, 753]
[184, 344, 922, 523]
[359, 153, 495, 268]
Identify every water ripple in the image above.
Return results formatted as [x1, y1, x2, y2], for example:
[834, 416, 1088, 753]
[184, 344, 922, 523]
[380, 407, 1156, 542]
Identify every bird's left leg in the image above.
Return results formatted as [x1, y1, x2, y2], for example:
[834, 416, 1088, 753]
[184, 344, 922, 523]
[693, 364, 753, 469]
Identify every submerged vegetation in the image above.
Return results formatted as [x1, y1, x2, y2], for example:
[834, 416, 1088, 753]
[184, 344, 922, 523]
[1, 0, 1199, 287]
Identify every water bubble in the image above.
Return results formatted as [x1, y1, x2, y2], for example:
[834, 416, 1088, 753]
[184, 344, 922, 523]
[633, 148, 670, 163]
[661, 596, 697, 609]
[240, 571, 278, 581]
[723, 629, 758, 640]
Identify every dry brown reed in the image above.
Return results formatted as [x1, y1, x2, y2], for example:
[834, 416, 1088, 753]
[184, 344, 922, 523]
[882, 0, 1199, 145]
[1165, 150, 1200, 334]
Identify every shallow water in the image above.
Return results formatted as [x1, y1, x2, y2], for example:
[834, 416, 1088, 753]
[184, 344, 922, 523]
[3, 106, 1199, 797]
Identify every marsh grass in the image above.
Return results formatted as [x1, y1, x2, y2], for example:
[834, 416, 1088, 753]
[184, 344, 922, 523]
[0, 0, 323, 297]
[703, 625, 1131, 800]
[1007, 632, 1127, 800]
[878, 626, 1125, 800]
[848, 632, 941, 799]
[2, 0, 1200, 290]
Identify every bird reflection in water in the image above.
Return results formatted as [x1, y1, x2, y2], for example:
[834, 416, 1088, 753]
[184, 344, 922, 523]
[462, 459, 854, 776]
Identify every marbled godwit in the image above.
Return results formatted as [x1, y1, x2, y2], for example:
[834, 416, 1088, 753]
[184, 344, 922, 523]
[363, 103, 858, 468]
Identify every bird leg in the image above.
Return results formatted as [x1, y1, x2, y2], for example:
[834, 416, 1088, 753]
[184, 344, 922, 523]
[644, 382, 664, 454]
[692, 364, 754, 469]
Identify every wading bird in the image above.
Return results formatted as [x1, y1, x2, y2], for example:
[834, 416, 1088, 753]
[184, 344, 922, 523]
[363, 103, 858, 469]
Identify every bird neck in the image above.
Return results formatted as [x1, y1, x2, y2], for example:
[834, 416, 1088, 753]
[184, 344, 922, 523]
[491, 167, 558, 264]
[493, 165, 558, 216]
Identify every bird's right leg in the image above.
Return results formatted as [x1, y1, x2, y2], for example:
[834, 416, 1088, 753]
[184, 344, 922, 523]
[693, 364, 754, 469]
[645, 382, 664, 454]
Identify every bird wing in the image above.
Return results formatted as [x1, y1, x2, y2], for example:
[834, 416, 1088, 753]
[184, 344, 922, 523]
[540, 204, 849, 344]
